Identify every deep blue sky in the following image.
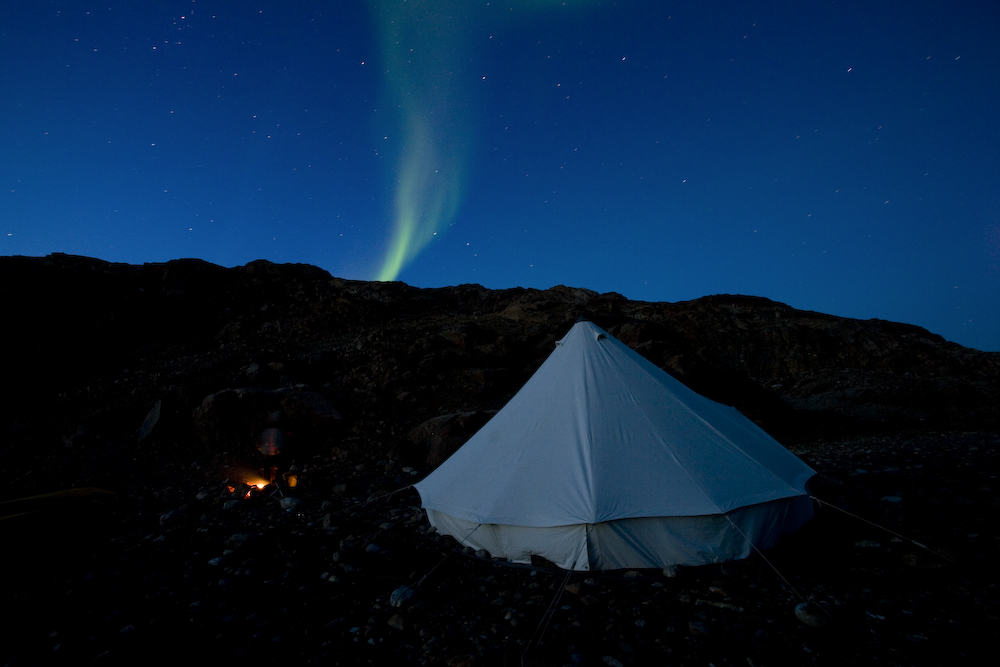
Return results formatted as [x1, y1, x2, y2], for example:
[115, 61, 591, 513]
[3, 1, 999, 351]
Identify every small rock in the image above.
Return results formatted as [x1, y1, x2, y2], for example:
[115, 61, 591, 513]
[564, 583, 582, 596]
[688, 620, 709, 636]
[222, 499, 241, 510]
[881, 496, 902, 503]
[662, 564, 680, 578]
[226, 533, 253, 549]
[387, 614, 405, 630]
[795, 602, 829, 628]
[696, 599, 745, 612]
[138, 401, 162, 442]
[159, 509, 182, 527]
[602, 656, 625, 667]
[390, 585, 416, 608]
[280, 497, 301, 511]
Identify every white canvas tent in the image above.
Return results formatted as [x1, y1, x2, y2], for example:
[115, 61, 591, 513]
[413, 320, 815, 571]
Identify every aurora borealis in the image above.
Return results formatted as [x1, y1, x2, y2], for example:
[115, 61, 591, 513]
[2, 1, 999, 350]
[373, 0, 473, 282]
[372, 1, 597, 281]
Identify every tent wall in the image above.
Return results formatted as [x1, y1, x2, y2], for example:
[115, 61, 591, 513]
[428, 509, 591, 570]
[426, 495, 813, 571]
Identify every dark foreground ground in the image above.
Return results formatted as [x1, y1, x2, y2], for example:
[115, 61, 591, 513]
[2, 255, 998, 665]
[3, 429, 997, 667]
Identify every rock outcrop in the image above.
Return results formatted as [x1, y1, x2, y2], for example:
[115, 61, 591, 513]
[0, 253, 997, 667]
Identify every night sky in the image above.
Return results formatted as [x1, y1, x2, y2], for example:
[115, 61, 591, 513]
[3, 1, 998, 351]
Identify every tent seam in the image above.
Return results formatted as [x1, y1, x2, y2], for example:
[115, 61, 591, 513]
[610, 334, 803, 509]
[597, 334, 726, 515]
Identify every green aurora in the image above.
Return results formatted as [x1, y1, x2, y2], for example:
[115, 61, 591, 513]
[374, 0, 472, 282]
[373, 1, 596, 281]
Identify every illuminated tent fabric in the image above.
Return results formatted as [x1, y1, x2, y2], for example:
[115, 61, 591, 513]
[413, 320, 815, 571]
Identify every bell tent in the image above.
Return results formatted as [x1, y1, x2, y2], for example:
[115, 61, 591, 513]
[413, 319, 815, 571]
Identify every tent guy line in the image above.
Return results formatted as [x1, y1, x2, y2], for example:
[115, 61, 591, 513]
[810, 496, 955, 564]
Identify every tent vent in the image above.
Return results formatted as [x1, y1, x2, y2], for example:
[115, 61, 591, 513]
[595, 333, 607, 341]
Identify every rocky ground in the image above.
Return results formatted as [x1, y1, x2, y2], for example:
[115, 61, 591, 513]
[1, 254, 998, 665]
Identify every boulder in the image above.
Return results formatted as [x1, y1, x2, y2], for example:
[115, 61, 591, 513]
[192, 387, 342, 455]
[402, 411, 494, 466]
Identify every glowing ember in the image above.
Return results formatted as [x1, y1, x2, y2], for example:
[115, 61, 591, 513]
[240, 478, 269, 499]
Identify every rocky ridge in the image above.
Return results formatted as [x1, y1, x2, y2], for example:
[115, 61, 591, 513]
[1, 253, 998, 666]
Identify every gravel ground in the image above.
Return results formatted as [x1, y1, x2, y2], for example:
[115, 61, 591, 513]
[3, 430, 997, 666]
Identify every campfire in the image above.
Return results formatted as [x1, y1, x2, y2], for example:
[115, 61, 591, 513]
[243, 478, 268, 499]
[227, 476, 271, 500]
